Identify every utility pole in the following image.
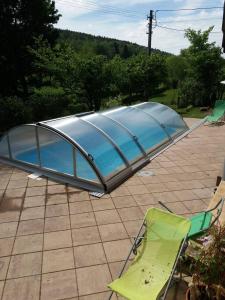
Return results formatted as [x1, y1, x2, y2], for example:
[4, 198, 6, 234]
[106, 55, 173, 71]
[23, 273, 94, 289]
[147, 10, 154, 55]
[222, 0, 225, 52]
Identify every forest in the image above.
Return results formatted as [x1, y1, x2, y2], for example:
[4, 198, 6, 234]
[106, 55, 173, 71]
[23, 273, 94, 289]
[0, 0, 225, 133]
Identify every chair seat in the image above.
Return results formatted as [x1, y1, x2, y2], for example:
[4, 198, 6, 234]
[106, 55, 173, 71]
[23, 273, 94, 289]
[188, 212, 213, 238]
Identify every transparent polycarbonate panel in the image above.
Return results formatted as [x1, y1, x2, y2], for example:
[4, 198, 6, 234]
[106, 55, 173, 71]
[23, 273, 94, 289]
[83, 114, 143, 163]
[0, 135, 9, 158]
[38, 127, 74, 176]
[104, 107, 170, 153]
[76, 150, 100, 182]
[46, 117, 126, 178]
[9, 126, 38, 165]
[133, 102, 188, 138]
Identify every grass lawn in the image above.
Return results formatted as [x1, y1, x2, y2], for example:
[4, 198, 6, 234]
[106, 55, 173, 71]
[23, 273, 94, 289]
[151, 89, 209, 119]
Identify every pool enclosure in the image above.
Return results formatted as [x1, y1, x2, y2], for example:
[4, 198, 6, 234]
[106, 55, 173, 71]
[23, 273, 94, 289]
[0, 102, 189, 192]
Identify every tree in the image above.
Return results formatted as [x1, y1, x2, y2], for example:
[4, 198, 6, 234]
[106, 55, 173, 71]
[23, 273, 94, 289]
[179, 27, 224, 107]
[0, 0, 60, 97]
[166, 55, 187, 89]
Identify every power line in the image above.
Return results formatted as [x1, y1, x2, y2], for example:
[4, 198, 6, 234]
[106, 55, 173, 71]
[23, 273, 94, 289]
[156, 6, 223, 13]
[158, 17, 222, 24]
[155, 24, 221, 34]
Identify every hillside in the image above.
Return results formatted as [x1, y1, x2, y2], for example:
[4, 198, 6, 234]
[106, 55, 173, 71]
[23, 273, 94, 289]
[57, 29, 170, 58]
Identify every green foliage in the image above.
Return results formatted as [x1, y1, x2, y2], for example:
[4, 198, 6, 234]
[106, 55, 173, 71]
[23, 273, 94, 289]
[0, 0, 60, 97]
[179, 27, 224, 107]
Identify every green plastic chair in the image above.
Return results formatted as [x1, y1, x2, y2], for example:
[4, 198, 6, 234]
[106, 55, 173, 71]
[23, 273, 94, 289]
[159, 198, 224, 239]
[207, 100, 225, 123]
[108, 208, 191, 300]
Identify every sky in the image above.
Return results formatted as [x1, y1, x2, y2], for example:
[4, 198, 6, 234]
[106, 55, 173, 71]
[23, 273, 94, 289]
[54, 0, 224, 54]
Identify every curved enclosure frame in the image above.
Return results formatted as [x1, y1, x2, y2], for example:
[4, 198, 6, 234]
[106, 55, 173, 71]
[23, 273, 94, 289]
[0, 102, 188, 192]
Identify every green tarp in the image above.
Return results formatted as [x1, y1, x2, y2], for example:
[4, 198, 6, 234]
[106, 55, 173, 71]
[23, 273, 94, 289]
[108, 208, 191, 300]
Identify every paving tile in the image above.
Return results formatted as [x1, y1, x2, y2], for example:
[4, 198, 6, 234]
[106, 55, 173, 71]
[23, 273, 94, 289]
[42, 248, 74, 273]
[10, 172, 28, 181]
[47, 184, 66, 194]
[17, 219, 44, 236]
[41, 270, 78, 300]
[123, 220, 143, 237]
[26, 186, 46, 197]
[164, 181, 185, 191]
[0, 237, 14, 257]
[92, 198, 115, 211]
[7, 179, 28, 189]
[7, 252, 42, 278]
[152, 191, 179, 203]
[79, 292, 117, 300]
[5, 188, 26, 199]
[74, 243, 106, 267]
[109, 261, 126, 280]
[0, 257, 10, 280]
[20, 206, 45, 220]
[117, 207, 143, 222]
[0, 222, 18, 238]
[13, 234, 43, 254]
[76, 264, 111, 296]
[69, 201, 92, 214]
[103, 239, 132, 262]
[45, 203, 69, 217]
[70, 212, 96, 229]
[44, 230, 72, 250]
[173, 190, 199, 201]
[0, 210, 20, 223]
[110, 187, 130, 197]
[28, 178, 47, 187]
[2, 275, 40, 300]
[133, 194, 157, 206]
[182, 165, 201, 173]
[112, 195, 136, 208]
[72, 226, 101, 246]
[23, 195, 45, 208]
[69, 191, 90, 202]
[146, 183, 168, 193]
[162, 202, 189, 215]
[127, 185, 149, 195]
[45, 215, 70, 232]
[192, 188, 213, 199]
[46, 193, 67, 205]
[0, 280, 4, 298]
[183, 199, 207, 213]
[98, 223, 128, 242]
[95, 210, 121, 225]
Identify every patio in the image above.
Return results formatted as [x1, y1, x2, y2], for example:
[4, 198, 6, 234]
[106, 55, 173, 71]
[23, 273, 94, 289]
[0, 118, 225, 300]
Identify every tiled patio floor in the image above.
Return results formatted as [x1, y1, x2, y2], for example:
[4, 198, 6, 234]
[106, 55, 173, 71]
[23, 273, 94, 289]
[0, 118, 225, 300]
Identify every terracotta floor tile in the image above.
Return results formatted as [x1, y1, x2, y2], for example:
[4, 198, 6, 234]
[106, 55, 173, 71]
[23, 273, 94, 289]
[47, 184, 66, 194]
[173, 190, 199, 201]
[46, 193, 67, 205]
[26, 186, 46, 197]
[7, 252, 42, 278]
[110, 187, 130, 197]
[41, 270, 78, 300]
[69, 201, 92, 214]
[44, 215, 70, 232]
[76, 264, 111, 296]
[0, 237, 14, 257]
[92, 198, 115, 211]
[123, 220, 143, 237]
[28, 178, 47, 187]
[72, 226, 101, 246]
[44, 230, 72, 250]
[69, 191, 90, 202]
[20, 206, 45, 220]
[112, 196, 136, 208]
[5, 188, 25, 199]
[17, 219, 44, 236]
[98, 223, 128, 242]
[133, 194, 157, 206]
[0, 222, 18, 239]
[127, 185, 149, 195]
[117, 207, 143, 222]
[70, 212, 96, 229]
[74, 243, 106, 267]
[23, 195, 45, 208]
[45, 203, 69, 217]
[13, 234, 43, 254]
[0, 257, 10, 280]
[43, 248, 74, 273]
[103, 239, 132, 262]
[95, 210, 121, 225]
[2, 275, 40, 300]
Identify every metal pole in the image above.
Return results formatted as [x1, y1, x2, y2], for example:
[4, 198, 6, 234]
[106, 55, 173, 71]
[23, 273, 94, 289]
[148, 10, 154, 55]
